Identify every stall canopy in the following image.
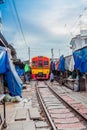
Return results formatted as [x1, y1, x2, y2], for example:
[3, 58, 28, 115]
[15, 65, 24, 77]
[79, 47, 87, 73]
[50, 61, 55, 71]
[73, 47, 87, 73]
[0, 46, 9, 74]
[73, 49, 82, 70]
[0, 46, 23, 96]
[65, 55, 72, 71]
[80, 53, 87, 73]
[58, 55, 65, 72]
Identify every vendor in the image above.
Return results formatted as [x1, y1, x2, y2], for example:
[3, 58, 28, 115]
[71, 70, 77, 79]
[24, 64, 31, 83]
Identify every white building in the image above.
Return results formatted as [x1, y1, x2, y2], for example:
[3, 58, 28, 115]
[70, 30, 87, 52]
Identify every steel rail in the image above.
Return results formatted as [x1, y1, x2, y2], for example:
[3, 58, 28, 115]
[49, 85, 87, 121]
[36, 86, 57, 130]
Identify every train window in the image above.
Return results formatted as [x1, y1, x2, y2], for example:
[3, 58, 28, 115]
[38, 60, 42, 67]
[44, 61, 49, 66]
[32, 61, 37, 66]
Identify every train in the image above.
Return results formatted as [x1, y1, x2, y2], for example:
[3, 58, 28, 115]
[31, 56, 50, 79]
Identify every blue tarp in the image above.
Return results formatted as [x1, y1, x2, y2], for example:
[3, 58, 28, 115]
[58, 55, 65, 72]
[0, 46, 9, 74]
[73, 47, 87, 73]
[0, 46, 23, 96]
[50, 61, 55, 71]
[15, 65, 24, 77]
[73, 50, 82, 70]
[6, 62, 23, 96]
[80, 53, 87, 73]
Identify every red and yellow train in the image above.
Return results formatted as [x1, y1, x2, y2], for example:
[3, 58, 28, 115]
[31, 56, 50, 79]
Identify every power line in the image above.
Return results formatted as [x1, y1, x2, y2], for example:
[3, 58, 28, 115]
[64, 7, 87, 48]
[71, 7, 87, 33]
[12, 0, 28, 47]
[8, 0, 21, 40]
[65, 7, 87, 34]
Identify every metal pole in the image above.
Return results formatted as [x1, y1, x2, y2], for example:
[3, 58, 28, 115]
[2, 80, 7, 128]
[3, 98, 7, 128]
[51, 48, 54, 61]
[28, 47, 30, 64]
[59, 49, 60, 58]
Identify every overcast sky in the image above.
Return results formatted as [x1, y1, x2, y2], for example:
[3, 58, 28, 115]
[0, 0, 87, 61]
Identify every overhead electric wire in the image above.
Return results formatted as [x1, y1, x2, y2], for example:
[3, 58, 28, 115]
[64, 7, 87, 49]
[8, 0, 22, 44]
[70, 7, 87, 34]
[12, 0, 28, 47]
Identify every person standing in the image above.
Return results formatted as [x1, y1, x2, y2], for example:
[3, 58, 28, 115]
[24, 63, 30, 83]
[50, 71, 54, 85]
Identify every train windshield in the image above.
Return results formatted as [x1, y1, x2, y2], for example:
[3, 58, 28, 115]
[38, 60, 43, 67]
[32, 61, 37, 67]
[44, 61, 49, 66]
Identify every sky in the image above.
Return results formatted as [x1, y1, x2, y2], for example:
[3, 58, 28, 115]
[0, 0, 87, 61]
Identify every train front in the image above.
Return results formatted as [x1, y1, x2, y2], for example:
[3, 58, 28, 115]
[31, 56, 50, 80]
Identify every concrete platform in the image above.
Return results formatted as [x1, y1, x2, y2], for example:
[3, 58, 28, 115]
[29, 108, 41, 120]
[5, 121, 36, 130]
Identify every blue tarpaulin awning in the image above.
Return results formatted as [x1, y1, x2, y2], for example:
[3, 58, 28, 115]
[73, 47, 87, 73]
[15, 65, 24, 77]
[0, 46, 9, 74]
[73, 49, 82, 70]
[0, 46, 23, 96]
[58, 55, 65, 72]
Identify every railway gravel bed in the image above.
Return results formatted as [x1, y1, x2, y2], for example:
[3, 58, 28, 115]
[48, 82, 87, 121]
[36, 81, 87, 130]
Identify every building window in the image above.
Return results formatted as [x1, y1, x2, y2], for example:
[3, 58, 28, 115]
[85, 38, 87, 44]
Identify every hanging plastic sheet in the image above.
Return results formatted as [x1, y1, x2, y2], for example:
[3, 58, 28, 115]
[50, 61, 55, 71]
[73, 49, 82, 70]
[58, 55, 65, 72]
[69, 55, 74, 72]
[6, 57, 23, 97]
[73, 47, 87, 73]
[55, 60, 59, 70]
[0, 46, 9, 74]
[15, 65, 24, 77]
[82, 47, 87, 55]
[79, 47, 87, 73]
[80, 53, 87, 73]
[0, 46, 22, 96]
[65, 55, 72, 71]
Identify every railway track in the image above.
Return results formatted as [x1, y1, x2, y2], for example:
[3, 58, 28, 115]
[36, 81, 87, 130]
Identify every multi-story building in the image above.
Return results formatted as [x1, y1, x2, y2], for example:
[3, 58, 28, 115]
[70, 30, 87, 52]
